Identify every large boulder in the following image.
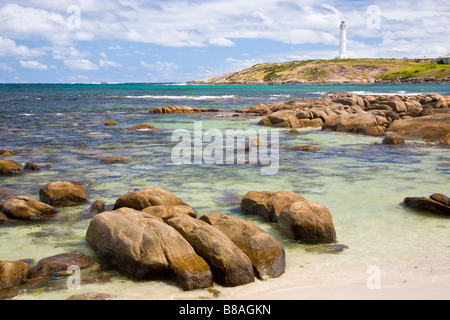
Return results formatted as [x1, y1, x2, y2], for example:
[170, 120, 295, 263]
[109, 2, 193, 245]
[1, 196, 57, 221]
[322, 113, 386, 136]
[86, 208, 213, 290]
[0, 160, 24, 175]
[277, 201, 337, 243]
[388, 114, 450, 141]
[39, 181, 88, 206]
[113, 188, 188, 211]
[166, 214, 255, 287]
[200, 212, 285, 279]
[0, 261, 29, 290]
[241, 191, 306, 222]
[149, 105, 219, 114]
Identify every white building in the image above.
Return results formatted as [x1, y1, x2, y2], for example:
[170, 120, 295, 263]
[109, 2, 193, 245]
[339, 20, 348, 59]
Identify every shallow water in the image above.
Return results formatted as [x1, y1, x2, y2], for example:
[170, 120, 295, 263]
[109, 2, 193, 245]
[1, 83, 449, 300]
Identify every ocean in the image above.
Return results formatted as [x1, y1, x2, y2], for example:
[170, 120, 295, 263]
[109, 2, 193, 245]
[1, 83, 449, 300]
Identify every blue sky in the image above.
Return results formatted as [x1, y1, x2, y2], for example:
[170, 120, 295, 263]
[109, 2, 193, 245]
[0, 0, 449, 83]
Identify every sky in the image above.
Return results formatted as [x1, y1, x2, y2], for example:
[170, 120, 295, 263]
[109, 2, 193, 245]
[0, 0, 449, 83]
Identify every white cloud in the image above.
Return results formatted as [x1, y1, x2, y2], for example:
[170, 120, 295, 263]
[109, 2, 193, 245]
[19, 60, 48, 70]
[64, 59, 99, 70]
[0, 62, 14, 71]
[99, 59, 122, 67]
[209, 38, 235, 47]
[0, 36, 46, 58]
[141, 61, 180, 72]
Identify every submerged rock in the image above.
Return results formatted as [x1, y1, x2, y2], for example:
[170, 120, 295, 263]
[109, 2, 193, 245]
[166, 214, 255, 287]
[0, 160, 24, 175]
[80, 200, 106, 219]
[382, 134, 406, 145]
[404, 195, 450, 216]
[200, 212, 285, 280]
[1, 196, 57, 221]
[0, 149, 15, 157]
[127, 124, 160, 131]
[39, 181, 88, 206]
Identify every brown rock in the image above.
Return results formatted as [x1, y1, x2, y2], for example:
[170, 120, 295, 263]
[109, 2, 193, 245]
[0, 160, 24, 175]
[278, 201, 337, 243]
[404, 197, 450, 216]
[150, 105, 220, 114]
[440, 133, 450, 145]
[430, 193, 450, 206]
[39, 181, 88, 206]
[113, 188, 188, 211]
[86, 208, 213, 290]
[322, 113, 386, 137]
[284, 145, 320, 151]
[388, 115, 450, 141]
[1, 196, 57, 221]
[80, 200, 106, 218]
[0, 261, 29, 290]
[382, 134, 406, 145]
[200, 212, 285, 279]
[0, 149, 15, 157]
[24, 162, 40, 171]
[104, 120, 118, 126]
[32, 253, 94, 274]
[166, 215, 255, 287]
[241, 191, 306, 222]
[141, 205, 196, 220]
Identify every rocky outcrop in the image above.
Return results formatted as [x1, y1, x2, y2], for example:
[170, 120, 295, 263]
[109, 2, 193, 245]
[113, 188, 189, 211]
[253, 93, 450, 141]
[149, 105, 220, 114]
[200, 212, 285, 280]
[404, 194, 450, 216]
[86, 208, 213, 290]
[1, 196, 57, 221]
[166, 214, 255, 287]
[241, 191, 337, 243]
[39, 181, 88, 206]
[0, 160, 23, 175]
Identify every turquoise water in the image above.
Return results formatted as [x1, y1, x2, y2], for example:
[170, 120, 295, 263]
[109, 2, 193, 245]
[0, 83, 449, 300]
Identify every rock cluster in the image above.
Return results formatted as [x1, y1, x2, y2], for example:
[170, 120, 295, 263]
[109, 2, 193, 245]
[85, 188, 286, 291]
[149, 105, 220, 114]
[0, 253, 108, 300]
[241, 191, 337, 243]
[250, 93, 450, 141]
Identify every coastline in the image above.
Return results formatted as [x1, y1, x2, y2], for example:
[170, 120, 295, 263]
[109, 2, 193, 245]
[1, 83, 449, 301]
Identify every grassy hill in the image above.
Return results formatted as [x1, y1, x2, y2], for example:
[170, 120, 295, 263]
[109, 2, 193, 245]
[190, 59, 450, 85]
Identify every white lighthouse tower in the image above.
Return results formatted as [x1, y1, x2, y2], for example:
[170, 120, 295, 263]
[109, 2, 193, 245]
[339, 19, 348, 59]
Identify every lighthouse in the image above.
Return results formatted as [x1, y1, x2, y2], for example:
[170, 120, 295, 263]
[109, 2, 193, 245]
[339, 19, 348, 59]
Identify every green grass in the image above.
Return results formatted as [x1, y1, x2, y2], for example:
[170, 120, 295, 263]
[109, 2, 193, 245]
[377, 64, 450, 80]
